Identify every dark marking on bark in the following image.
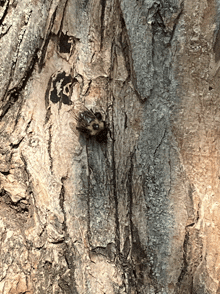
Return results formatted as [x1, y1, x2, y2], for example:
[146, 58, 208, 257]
[154, 10, 166, 30]
[51, 77, 63, 104]
[110, 27, 121, 256]
[119, 11, 132, 82]
[20, 153, 29, 179]
[122, 235, 130, 259]
[44, 261, 52, 271]
[58, 31, 77, 54]
[127, 151, 134, 256]
[124, 112, 127, 129]
[56, 0, 76, 56]
[154, 129, 166, 156]
[177, 230, 189, 284]
[59, 31, 72, 53]
[10, 137, 24, 149]
[0, 90, 20, 120]
[19, 49, 39, 89]
[111, 96, 120, 255]
[0, 0, 9, 26]
[45, 75, 53, 111]
[196, 200, 200, 222]
[0, 170, 9, 176]
[13, 95, 27, 130]
[20, 153, 33, 200]
[0, 24, 11, 38]
[48, 124, 53, 172]
[59, 178, 66, 229]
[45, 106, 51, 125]
[38, 223, 46, 238]
[47, 71, 73, 106]
[188, 183, 194, 200]
[82, 79, 92, 96]
[100, 0, 106, 50]
[175, 229, 198, 294]
[25, 239, 34, 250]
[0, 0, 5, 7]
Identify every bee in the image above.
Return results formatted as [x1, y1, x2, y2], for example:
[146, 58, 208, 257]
[70, 103, 111, 143]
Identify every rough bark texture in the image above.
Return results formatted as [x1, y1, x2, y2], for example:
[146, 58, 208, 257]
[0, 0, 219, 293]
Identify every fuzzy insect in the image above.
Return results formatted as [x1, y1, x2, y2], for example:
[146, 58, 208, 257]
[70, 103, 110, 143]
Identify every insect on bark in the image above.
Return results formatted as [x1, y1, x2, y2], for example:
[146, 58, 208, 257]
[69, 103, 111, 143]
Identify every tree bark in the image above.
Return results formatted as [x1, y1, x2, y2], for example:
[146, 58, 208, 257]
[0, 0, 219, 293]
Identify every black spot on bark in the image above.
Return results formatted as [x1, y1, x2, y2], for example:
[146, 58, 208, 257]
[59, 32, 73, 53]
[48, 71, 73, 105]
[0, 171, 9, 176]
[50, 88, 60, 103]
[61, 74, 72, 105]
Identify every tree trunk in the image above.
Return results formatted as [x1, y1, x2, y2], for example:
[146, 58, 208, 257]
[0, 0, 219, 293]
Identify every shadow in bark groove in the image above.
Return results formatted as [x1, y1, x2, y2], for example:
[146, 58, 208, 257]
[58, 177, 79, 293]
[0, 189, 29, 216]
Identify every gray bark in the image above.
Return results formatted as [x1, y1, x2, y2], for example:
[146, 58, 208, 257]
[0, 0, 219, 293]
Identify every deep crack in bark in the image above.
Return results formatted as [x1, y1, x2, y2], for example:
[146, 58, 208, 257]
[59, 177, 79, 294]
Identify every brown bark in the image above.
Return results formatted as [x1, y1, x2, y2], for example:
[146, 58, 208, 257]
[0, 0, 219, 293]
